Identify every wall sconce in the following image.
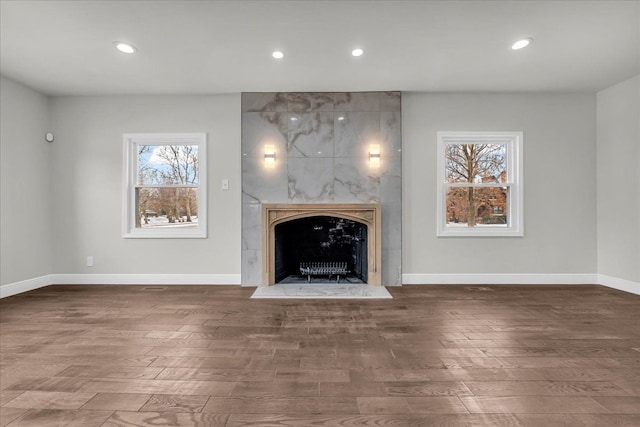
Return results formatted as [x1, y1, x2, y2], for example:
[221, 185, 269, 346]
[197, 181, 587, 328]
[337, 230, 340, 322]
[264, 144, 276, 168]
[369, 144, 380, 167]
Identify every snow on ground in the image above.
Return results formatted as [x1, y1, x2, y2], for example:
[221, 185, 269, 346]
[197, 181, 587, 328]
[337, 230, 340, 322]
[446, 222, 507, 227]
[141, 216, 198, 228]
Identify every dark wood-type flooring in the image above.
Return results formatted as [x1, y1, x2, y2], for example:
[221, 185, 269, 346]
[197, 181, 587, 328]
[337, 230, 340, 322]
[1, 284, 639, 426]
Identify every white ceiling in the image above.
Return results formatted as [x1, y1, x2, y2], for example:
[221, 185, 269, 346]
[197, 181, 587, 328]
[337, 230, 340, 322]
[1, 0, 638, 96]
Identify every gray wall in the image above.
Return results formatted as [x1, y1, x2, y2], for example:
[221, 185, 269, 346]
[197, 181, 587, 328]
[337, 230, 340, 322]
[2, 88, 617, 287]
[597, 75, 640, 283]
[48, 95, 241, 275]
[0, 76, 53, 286]
[403, 93, 598, 275]
[240, 92, 402, 286]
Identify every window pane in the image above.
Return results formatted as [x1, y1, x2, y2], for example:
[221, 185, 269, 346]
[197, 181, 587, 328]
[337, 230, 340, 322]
[136, 187, 198, 229]
[446, 186, 508, 227]
[137, 145, 199, 185]
[445, 144, 507, 183]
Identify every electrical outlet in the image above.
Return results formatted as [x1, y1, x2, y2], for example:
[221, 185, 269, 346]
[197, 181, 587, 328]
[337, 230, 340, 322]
[87, 256, 93, 267]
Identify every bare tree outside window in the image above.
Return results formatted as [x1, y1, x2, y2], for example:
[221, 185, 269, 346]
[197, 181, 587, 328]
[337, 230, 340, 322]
[445, 143, 507, 227]
[123, 133, 207, 239]
[136, 145, 199, 229]
[437, 132, 523, 237]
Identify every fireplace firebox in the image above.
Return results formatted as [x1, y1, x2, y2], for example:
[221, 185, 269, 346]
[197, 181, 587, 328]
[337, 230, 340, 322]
[274, 216, 367, 283]
[262, 204, 381, 286]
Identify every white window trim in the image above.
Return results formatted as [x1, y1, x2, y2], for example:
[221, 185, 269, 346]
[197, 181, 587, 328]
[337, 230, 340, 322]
[122, 133, 207, 239]
[436, 131, 523, 237]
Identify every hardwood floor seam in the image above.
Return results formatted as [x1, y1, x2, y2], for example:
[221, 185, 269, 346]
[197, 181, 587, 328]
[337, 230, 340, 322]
[1, 284, 638, 426]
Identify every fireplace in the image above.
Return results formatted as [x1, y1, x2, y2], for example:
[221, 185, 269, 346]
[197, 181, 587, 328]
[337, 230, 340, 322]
[241, 92, 402, 286]
[262, 204, 381, 286]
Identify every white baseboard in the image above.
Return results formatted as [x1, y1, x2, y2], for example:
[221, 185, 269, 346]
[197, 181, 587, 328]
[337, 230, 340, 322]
[402, 273, 598, 285]
[1, 274, 241, 298]
[598, 274, 640, 296]
[3, 273, 637, 298]
[51, 274, 241, 285]
[0, 275, 52, 298]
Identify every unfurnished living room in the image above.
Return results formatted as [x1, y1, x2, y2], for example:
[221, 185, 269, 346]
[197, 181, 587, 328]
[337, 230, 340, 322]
[1, 1, 639, 426]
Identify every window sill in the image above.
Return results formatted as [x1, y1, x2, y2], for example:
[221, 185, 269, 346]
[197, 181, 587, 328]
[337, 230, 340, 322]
[123, 229, 207, 239]
[437, 227, 523, 237]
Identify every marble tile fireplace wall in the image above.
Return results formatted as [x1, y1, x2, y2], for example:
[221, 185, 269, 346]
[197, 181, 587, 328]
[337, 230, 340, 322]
[241, 92, 402, 286]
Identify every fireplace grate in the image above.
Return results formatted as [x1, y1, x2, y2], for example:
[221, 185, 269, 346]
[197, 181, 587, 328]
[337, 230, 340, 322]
[300, 262, 349, 282]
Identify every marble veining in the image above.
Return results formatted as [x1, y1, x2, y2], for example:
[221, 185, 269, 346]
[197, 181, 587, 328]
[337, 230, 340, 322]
[242, 157, 288, 204]
[381, 111, 402, 157]
[287, 158, 334, 202]
[380, 91, 402, 111]
[241, 92, 288, 112]
[382, 249, 402, 286]
[241, 250, 262, 286]
[334, 112, 380, 158]
[334, 92, 381, 112]
[380, 158, 402, 206]
[287, 92, 334, 112]
[334, 157, 380, 203]
[288, 112, 334, 158]
[241, 112, 288, 158]
[250, 283, 393, 299]
[241, 204, 261, 250]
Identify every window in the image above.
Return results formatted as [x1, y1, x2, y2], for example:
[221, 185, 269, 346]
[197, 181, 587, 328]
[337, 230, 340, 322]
[123, 133, 207, 238]
[437, 131, 523, 237]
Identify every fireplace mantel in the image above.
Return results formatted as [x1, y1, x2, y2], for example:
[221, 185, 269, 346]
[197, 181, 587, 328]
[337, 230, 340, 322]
[262, 203, 382, 286]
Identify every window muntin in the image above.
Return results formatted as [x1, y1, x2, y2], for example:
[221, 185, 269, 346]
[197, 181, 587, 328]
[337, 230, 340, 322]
[123, 133, 206, 238]
[437, 132, 523, 237]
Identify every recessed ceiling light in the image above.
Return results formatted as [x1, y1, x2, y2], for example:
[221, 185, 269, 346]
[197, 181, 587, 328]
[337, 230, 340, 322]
[511, 38, 533, 50]
[114, 41, 137, 54]
[272, 51, 284, 59]
[351, 48, 364, 57]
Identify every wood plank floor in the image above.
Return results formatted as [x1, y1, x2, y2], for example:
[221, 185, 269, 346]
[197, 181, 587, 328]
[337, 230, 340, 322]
[1, 284, 639, 426]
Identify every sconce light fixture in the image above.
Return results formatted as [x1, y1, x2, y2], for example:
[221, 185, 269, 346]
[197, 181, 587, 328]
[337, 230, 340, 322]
[369, 144, 380, 167]
[264, 144, 276, 168]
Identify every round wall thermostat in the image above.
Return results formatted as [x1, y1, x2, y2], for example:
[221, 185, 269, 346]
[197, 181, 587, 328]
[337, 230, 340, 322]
[45, 132, 54, 143]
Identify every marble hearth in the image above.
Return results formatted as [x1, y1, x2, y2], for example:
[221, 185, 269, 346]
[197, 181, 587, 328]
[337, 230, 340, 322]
[262, 204, 382, 286]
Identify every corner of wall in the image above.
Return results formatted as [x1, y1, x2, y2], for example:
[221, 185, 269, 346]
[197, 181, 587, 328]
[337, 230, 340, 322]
[0, 76, 54, 287]
[596, 75, 640, 285]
